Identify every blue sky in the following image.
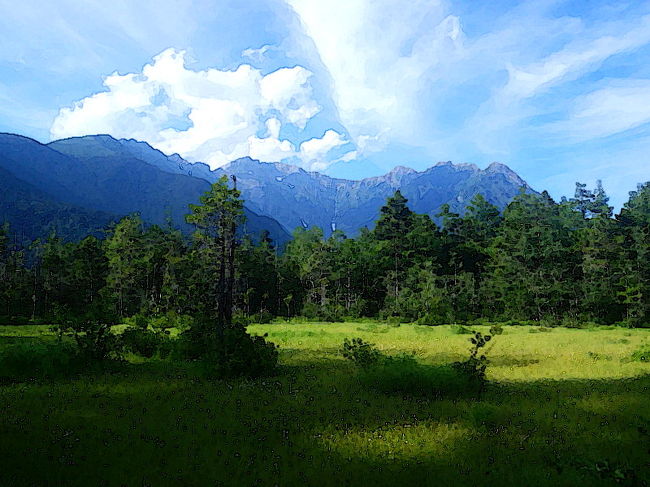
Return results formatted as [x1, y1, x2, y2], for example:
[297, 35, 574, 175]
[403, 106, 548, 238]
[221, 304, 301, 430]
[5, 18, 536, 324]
[1, 0, 650, 208]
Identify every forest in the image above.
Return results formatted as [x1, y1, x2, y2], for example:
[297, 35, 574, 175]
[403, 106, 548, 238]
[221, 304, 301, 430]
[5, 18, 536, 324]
[1, 178, 649, 329]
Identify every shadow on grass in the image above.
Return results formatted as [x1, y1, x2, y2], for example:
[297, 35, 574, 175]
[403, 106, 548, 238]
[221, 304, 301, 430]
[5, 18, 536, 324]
[0, 354, 648, 486]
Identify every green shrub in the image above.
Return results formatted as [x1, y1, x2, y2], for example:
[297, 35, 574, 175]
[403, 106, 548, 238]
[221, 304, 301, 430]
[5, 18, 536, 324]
[55, 318, 123, 362]
[586, 351, 612, 361]
[174, 324, 211, 360]
[416, 313, 446, 326]
[320, 304, 346, 323]
[232, 311, 252, 327]
[123, 313, 149, 329]
[502, 319, 547, 327]
[121, 327, 171, 358]
[450, 324, 473, 335]
[585, 323, 613, 331]
[450, 331, 498, 396]
[150, 312, 193, 331]
[125, 312, 193, 332]
[176, 321, 279, 377]
[298, 302, 345, 322]
[341, 333, 495, 398]
[580, 460, 639, 485]
[0, 316, 48, 326]
[489, 324, 504, 336]
[466, 318, 487, 326]
[0, 341, 82, 382]
[340, 337, 382, 366]
[211, 328, 279, 378]
[452, 354, 487, 387]
[300, 302, 320, 320]
[560, 317, 588, 329]
[232, 311, 274, 326]
[614, 318, 650, 329]
[344, 298, 369, 319]
[385, 316, 402, 327]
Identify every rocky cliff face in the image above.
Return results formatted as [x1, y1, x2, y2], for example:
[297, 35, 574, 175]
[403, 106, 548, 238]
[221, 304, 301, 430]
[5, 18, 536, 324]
[216, 157, 533, 236]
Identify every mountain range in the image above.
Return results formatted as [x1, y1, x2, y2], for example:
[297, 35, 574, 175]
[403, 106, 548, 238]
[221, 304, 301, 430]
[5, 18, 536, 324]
[215, 158, 531, 237]
[0, 133, 289, 245]
[0, 133, 534, 244]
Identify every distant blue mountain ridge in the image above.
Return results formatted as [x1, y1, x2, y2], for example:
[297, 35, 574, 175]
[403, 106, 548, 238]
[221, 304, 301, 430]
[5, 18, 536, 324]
[0, 132, 535, 243]
[0, 133, 289, 244]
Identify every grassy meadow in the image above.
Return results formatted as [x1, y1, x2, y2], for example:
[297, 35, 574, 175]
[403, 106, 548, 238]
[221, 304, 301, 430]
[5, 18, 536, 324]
[1, 322, 649, 486]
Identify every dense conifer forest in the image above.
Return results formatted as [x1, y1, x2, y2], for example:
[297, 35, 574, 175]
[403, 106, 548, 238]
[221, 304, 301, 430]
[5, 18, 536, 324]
[2, 177, 648, 329]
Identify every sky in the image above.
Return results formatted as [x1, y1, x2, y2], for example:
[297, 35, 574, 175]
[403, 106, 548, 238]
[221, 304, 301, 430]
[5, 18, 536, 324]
[1, 0, 650, 209]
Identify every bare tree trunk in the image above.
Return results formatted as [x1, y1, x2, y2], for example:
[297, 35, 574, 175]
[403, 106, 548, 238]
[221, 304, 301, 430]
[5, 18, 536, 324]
[224, 225, 235, 328]
[224, 176, 238, 329]
[217, 234, 227, 338]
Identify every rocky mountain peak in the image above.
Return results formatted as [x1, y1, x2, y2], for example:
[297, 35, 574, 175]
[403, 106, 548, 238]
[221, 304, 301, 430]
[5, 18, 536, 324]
[485, 161, 526, 186]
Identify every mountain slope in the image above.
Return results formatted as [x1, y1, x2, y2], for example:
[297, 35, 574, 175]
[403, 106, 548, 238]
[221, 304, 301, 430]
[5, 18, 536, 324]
[56, 136, 533, 237]
[0, 166, 117, 244]
[0, 134, 290, 244]
[217, 158, 533, 236]
[2, 132, 534, 241]
[48, 135, 216, 182]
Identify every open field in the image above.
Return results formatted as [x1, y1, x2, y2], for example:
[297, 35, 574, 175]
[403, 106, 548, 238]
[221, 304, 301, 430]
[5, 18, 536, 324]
[1, 323, 649, 486]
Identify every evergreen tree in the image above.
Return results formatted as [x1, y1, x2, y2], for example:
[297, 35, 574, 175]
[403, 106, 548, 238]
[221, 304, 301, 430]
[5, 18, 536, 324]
[591, 180, 613, 218]
[0, 223, 16, 317]
[374, 190, 415, 241]
[69, 236, 109, 316]
[104, 215, 147, 317]
[237, 232, 279, 317]
[578, 182, 621, 323]
[40, 233, 74, 316]
[374, 191, 416, 315]
[616, 183, 650, 325]
[0, 223, 9, 316]
[283, 226, 328, 314]
[186, 175, 244, 329]
[449, 194, 501, 278]
[571, 182, 595, 218]
[485, 191, 581, 321]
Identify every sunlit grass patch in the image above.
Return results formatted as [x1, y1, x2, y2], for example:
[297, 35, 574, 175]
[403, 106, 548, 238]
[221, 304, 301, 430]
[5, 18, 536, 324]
[250, 323, 650, 379]
[319, 421, 472, 461]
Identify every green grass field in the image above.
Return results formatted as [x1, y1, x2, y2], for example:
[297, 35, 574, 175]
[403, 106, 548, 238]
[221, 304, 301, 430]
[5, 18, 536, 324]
[1, 322, 649, 486]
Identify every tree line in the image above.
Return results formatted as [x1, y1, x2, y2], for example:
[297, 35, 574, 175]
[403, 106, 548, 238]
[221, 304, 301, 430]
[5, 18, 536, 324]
[1, 177, 649, 328]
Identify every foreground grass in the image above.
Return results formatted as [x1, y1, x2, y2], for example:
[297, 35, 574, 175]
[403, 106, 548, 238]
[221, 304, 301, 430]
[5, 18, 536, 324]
[0, 323, 649, 486]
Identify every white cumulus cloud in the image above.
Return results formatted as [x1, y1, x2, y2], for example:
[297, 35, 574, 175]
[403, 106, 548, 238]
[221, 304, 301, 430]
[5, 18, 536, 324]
[247, 118, 295, 162]
[299, 130, 348, 171]
[51, 48, 346, 169]
[285, 0, 463, 154]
